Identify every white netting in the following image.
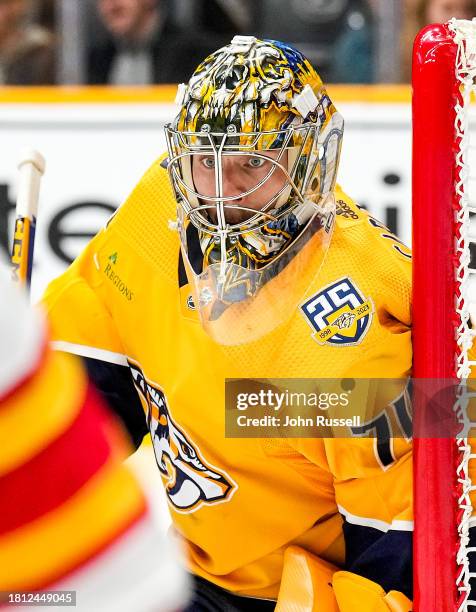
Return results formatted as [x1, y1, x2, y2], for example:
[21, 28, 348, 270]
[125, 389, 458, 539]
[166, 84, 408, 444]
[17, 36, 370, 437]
[449, 17, 476, 611]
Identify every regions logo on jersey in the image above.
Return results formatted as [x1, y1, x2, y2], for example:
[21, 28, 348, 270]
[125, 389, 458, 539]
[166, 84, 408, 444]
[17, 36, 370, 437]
[128, 360, 237, 513]
[300, 278, 374, 346]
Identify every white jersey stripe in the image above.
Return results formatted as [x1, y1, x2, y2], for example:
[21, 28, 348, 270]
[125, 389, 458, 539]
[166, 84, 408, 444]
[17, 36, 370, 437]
[50, 341, 128, 366]
[338, 505, 414, 533]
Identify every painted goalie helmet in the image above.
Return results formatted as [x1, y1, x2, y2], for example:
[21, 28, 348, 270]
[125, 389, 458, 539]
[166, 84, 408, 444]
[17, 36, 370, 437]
[165, 36, 344, 345]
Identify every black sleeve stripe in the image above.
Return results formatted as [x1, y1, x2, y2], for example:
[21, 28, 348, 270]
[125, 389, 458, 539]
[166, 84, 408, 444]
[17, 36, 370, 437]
[83, 356, 148, 452]
[342, 520, 413, 599]
[178, 224, 204, 288]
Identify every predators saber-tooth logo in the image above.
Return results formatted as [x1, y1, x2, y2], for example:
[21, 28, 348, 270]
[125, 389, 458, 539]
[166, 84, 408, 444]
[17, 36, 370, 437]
[300, 278, 374, 346]
[333, 312, 356, 330]
[128, 360, 237, 513]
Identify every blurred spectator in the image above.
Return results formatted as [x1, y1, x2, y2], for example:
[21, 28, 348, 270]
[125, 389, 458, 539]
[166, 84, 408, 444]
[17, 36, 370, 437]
[192, 0, 254, 48]
[401, 0, 476, 80]
[332, 0, 375, 82]
[253, 0, 375, 83]
[423, 0, 476, 22]
[35, 0, 56, 32]
[88, 0, 204, 84]
[169, 1, 264, 78]
[0, 0, 55, 84]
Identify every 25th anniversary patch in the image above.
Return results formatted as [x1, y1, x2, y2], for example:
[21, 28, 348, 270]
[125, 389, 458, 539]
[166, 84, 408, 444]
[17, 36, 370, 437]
[300, 278, 374, 346]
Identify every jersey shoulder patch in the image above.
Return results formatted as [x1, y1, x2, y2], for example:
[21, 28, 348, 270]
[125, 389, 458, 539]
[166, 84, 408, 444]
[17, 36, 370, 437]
[300, 277, 374, 347]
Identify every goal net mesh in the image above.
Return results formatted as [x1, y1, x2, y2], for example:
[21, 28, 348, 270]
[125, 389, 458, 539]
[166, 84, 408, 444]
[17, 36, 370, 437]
[451, 19, 476, 611]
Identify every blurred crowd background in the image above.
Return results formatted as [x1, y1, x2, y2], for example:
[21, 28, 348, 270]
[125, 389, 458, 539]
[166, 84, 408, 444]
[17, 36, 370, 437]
[0, 0, 475, 87]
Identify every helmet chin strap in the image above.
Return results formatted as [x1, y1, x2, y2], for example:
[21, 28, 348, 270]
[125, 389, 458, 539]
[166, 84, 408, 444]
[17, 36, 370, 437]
[292, 198, 320, 225]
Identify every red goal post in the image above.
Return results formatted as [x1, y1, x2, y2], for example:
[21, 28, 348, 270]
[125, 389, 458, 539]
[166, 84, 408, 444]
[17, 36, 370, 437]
[412, 20, 476, 611]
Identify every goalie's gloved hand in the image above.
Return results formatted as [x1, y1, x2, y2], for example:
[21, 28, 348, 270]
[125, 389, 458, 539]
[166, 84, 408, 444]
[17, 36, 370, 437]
[275, 546, 412, 611]
[333, 571, 412, 611]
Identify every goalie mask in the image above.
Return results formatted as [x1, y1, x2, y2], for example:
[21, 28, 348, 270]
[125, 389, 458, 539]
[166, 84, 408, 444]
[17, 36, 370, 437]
[165, 36, 343, 345]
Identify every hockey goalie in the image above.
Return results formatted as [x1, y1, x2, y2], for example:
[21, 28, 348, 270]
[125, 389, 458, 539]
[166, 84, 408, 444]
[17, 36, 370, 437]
[42, 37, 414, 610]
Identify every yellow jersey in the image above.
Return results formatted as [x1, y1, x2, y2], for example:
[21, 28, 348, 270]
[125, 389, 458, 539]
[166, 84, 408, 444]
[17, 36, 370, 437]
[43, 156, 413, 601]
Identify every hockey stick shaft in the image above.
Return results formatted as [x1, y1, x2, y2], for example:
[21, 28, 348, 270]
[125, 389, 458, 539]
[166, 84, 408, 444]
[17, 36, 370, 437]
[11, 150, 45, 290]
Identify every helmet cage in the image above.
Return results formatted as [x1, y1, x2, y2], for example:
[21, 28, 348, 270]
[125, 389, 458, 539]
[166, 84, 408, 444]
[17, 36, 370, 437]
[164, 122, 332, 240]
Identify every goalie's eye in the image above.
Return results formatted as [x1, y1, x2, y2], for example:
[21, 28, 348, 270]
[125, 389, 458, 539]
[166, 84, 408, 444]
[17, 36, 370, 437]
[248, 157, 266, 169]
[201, 157, 215, 169]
